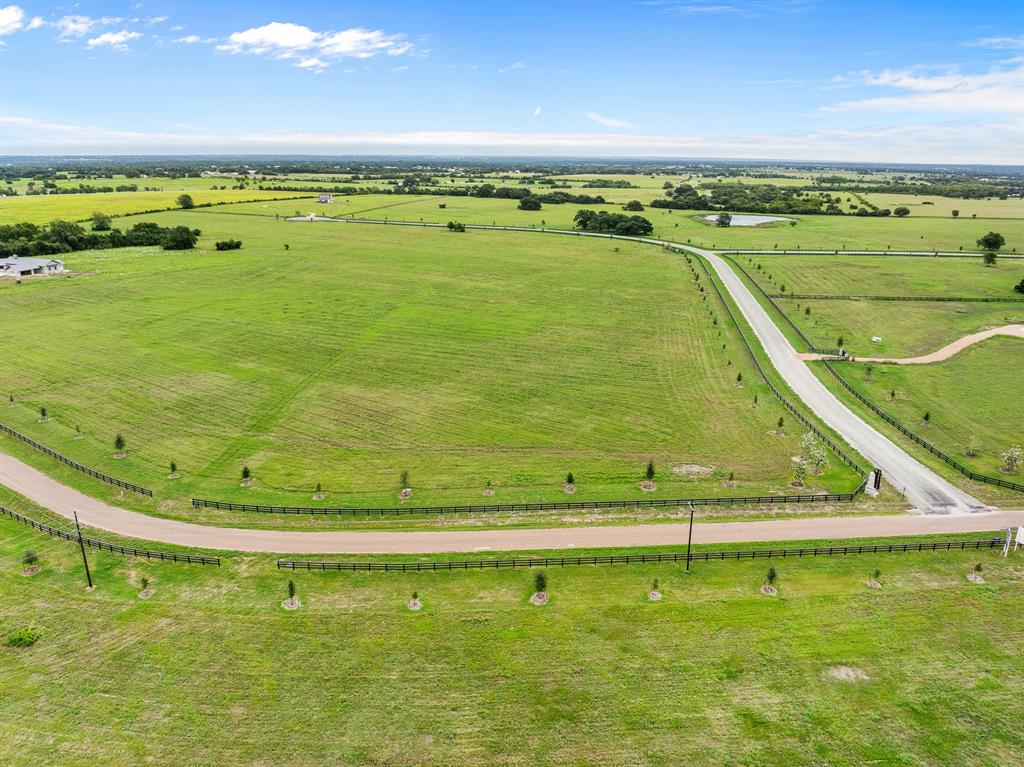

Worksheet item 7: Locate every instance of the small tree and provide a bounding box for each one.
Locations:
[412,591,418,601]
[976,232,1005,250]
[566,471,575,486]
[1001,444,1023,473]
[873,568,881,581]
[793,460,807,486]
[982,251,997,266]
[922,410,930,425]
[534,570,547,594]
[836,336,844,349]
[176,193,195,209]
[114,433,126,453]
[39,406,47,420]
[91,212,112,231]
[287,580,296,600]
[810,445,829,474]
[315,481,322,496]
[242,465,251,481]
[753,394,758,406]
[964,436,979,457]
[974,563,983,573]
[804,306,811,316]
[951,209,959,218]
[169,460,177,474]
[736,372,743,384]
[800,432,817,458]
[645,460,655,481]
[893,206,910,217]
[651,578,659,593]
[400,469,410,488]
[776,416,784,432]
[766,566,777,585]
[22,549,38,566]
[889,389,896,401]
[715,212,732,227]
[865,364,874,381]
[141,577,150,592]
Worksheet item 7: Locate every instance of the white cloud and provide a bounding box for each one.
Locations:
[389,64,408,72]
[7,114,1017,163]
[86,30,142,51]
[0,4,24,35]
[173,34,214,44]
[965,35,1024,50]
[822,64,1024,114]
[55,15,122,38]
[498,61,525,73]
[26,15,42,30]
[532,106,542,116]
[217,21,412,71]
[170,24,184,31]
[294,56,328,73]
[585,111,635,129]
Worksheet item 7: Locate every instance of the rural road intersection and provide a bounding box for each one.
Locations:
[0,224,1013,554]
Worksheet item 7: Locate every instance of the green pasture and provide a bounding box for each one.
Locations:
[0,189,313,226]
[216,194,1024,253]
[826,339,1024,477]
[0,490,1020,767]
[1,211,865,511]
[4,175,241,194]
[858,192,1024,220]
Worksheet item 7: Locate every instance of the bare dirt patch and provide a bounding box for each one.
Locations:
[562,483,576,494]
[648,590,662,601]
[639,480,656,492]
[824,665,870,682]
[113,452,127,460]
[760,584,778,596]
[407,598,422,611]
[399,488,413,500]
[672,464,713,477]
[530,592,549,606]
[20,565,40,577]
[967,572,985,584]
[482,488,494,496]
[281,597,301,611]
[138,588,154,600]
[866,579,882,590]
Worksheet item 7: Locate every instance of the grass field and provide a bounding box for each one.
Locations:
[0,210,864,509]
[732,254,1024,357]
[0,491,1020,767]
[215,194,1024,253]
[825,339,1024,476]
[858,193,1023,219]
[0,189,313,225]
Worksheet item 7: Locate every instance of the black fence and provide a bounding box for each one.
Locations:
[0,422,152,496]
[277,536,1006,572]
[720,256,841,355]
[772,294,1024,303]
[0,505,219,565]
[718,249,1011,259]
[686,252,867,479]
[821,361,1024,493]
[193,489,863,518]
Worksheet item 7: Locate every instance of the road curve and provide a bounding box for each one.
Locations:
[1,451,1019,554]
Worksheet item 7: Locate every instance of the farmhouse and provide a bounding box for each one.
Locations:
[0,257,65,277]
[317,193,333,203]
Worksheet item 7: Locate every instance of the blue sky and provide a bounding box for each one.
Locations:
[1,0,1022,162]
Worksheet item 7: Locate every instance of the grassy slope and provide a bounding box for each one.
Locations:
[0,493,1020,767]
[732,254,1024,357]
[1,211,863,510]
[829,339,1024,476]
[0,189,312,225]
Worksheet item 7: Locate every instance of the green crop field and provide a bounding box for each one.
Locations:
[823,339,1024,476]
[0,189,313,225]
[0,210,864,512]
[212,194,1024,253]
[0,491,1021,767]
[731,254,1024,357]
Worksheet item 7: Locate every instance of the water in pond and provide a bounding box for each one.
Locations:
[700,214,795,226]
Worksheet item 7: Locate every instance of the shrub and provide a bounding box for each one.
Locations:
[242,466,251,481]
[287,580,296,600]
[566,472,574,486]
[114,433,125,452]
[645,460,655,481]
[534,570,547,594]
[170,460,177,474]
[141,577,150,592]
[873,569,881,580]
[974,563,983,572]
[5,627,40,648]
[1002,445,1023,473]
[623,200,644,211]
[39,406,47,419]
[517,197,541,211]
[22,549,38,566]
[766,566,777,585]
[982,251,997,265]
[176,194,195,209]
[400,470,410,488]
[214,239,242,251]
[651,578,659,592]
[777,416,784,431]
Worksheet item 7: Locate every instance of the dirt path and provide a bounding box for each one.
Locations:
[1,450,1020,554]
[798,324,1024,365]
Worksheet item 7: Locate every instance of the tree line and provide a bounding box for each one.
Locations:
[0,220,200,257]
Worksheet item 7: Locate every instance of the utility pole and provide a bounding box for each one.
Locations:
[74,512,93,589]
[686,502,695,572]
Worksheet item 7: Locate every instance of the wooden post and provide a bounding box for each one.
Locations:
[686,502,695,572]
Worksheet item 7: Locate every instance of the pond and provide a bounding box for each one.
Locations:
[699,214,795,226]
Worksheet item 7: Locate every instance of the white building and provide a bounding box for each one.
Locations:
[317,193,333,204]
[0,257,65,277]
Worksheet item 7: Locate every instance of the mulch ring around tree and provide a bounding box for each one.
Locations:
[866,579,882,589]
[966,572,985,584]
[113,453,128,460]
[760,584,778,596]
[399,488,413,500]
[20,566,40,577]
[138,588,155,600]
[648,590,662,601]
[530,592,549,606]
[562,484,576,494]
[639,480,656,492]
[407,598,422,611]
[281,597,301,611]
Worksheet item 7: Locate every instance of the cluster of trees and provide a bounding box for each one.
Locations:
[470,184,606,205]
[578,179,637,188]
[16,182,140,196]
[573,209,654,236]
[446,221,467,232]
[649,183,900,217]
[0,220,200,257]
[214,239,242,250]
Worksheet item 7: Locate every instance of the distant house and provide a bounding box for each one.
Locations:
[317,193,333,204]
[0,257,65,277]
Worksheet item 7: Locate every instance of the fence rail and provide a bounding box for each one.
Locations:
[821,362,1024,493]
[193,489,862,517]
[717,249,1016,259]
[772,294,1024,303]
[277,536,1006,571]
[0,505,219,564]
[0,422,152,496]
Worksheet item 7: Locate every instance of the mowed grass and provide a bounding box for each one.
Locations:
[0,497,1021,767]
[218,194,1024,253]
[732,254,1024,357]
[0,189,313,225]
[0,211,861,509]
[858,192,1024,219]
[824,339,1024,476]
